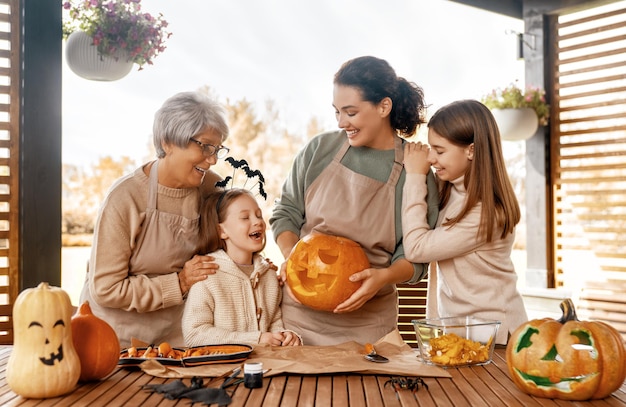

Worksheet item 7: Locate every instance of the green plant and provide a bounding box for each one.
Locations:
[481,83,550,126]
[62,0,171,69]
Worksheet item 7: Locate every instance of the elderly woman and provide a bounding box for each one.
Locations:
[79,91,229,348]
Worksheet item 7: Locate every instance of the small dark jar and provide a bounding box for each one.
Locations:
[244,362,263,389]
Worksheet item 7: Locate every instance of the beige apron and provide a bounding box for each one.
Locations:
[84,160,201,347]
[282,137,403,345]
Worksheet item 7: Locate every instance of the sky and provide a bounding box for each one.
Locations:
[61,0,525,168]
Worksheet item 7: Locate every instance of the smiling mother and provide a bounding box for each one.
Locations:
[79,91,229,348]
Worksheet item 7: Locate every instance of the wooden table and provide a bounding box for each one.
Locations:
[0,346,624,406]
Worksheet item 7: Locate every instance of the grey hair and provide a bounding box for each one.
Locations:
[153,91,229,158]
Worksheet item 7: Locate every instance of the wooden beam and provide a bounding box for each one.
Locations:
[19,1,63,289]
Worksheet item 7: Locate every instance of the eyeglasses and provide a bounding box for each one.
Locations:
[189,138,230,159]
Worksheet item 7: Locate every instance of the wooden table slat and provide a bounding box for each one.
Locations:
[314,376,332,407]
[332,375,350,406]
[374,376,404,406]
[262,376,288,407]
[280,375,302,407]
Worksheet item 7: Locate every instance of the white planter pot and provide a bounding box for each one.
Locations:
[65,31,134,81]
[491,108,539,141]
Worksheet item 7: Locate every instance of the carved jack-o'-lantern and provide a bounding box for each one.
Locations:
[7,282,81,399]
[506,298,626,400]
[285,233,370,311]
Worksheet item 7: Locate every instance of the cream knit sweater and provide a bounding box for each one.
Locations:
[182,250,285,346]
[402,173,528,344]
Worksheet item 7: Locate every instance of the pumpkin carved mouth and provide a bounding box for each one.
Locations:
[513,368,598,390]
[40,344,64,366]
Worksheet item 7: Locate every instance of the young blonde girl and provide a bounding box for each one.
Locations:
[182,188,301,347]
[401,99,528,345]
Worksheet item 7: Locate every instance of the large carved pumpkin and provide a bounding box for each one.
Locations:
[7,282,81,398]
[506,298,626,400]
[285,233,369,311]
[71,301,120,382]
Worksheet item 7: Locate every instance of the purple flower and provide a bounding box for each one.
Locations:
[63,0,170,69]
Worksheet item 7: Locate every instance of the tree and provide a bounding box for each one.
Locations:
[62,156,136,234]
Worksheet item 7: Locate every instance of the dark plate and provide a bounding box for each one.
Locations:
[118,346,185,367]
[181,344,253,367]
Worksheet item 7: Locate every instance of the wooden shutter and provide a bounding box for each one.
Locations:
[0,0,19,344]
[551,2,626,340]
[397,279,428,347]
[551,2,626,287]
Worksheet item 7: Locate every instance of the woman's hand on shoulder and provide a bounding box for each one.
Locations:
[178,254,219,295]
[404,142,431,175]
[333,266,387,313]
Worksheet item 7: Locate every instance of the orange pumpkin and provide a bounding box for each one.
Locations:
[71,301,120,382]
[285,233,369,311]
[506,298,626,400]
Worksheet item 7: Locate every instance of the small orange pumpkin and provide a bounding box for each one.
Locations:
[71,301,120,381]
[285,233,369,311]
[506,298,626,400]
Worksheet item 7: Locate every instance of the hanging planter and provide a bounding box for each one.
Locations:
[481,83,549,141]
[62,0,171,81]
[65,31,133,81]
[491,107,539,141]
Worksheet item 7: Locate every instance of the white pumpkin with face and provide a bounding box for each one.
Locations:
[7,282,81,398]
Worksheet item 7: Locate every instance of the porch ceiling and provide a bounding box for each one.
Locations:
[448,0,523,19]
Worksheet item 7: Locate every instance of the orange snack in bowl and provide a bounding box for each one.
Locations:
[429,333,491,366]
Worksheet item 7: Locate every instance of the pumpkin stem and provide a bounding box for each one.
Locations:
[78,300,92,315]
[557,298,579,323]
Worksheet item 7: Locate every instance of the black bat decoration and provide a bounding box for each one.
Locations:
[214,157,267,201]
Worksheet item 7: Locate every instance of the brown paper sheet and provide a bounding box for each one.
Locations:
[137,330,451,379]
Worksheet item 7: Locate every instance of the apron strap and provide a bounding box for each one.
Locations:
[333,139,351,163]
[388,136,404,186]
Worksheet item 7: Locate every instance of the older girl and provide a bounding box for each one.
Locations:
[402,99,528,345]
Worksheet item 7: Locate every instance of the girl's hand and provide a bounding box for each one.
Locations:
[259,332,284,346]
[280,330,302,346]
[404,142,431,175]
[178,254,218,295]
[333,266,388,313]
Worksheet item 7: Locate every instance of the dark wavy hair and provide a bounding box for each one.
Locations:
[334,56,426,136]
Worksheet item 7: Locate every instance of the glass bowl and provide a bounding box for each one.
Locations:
[412,316,500,368]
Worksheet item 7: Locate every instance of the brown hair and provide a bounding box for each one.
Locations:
[199,188,265,254]
[428,99,520,242]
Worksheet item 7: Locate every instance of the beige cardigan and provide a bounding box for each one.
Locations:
[182,250,285,346]
[402,173,528,344]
